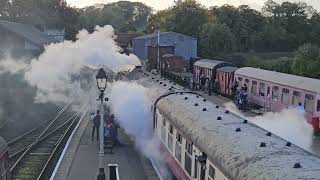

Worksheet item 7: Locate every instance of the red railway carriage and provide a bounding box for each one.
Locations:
[216,67,238,96]
[193,59,235,85]
[0,137,10,180]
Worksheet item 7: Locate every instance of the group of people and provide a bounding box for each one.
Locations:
[91,110,120,146]
[190,76,220,96]
[232,81,248,111]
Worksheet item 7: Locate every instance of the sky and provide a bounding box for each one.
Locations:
[67,0,320,11]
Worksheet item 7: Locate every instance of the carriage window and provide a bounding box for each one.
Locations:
[292,91,301,106]
[169,124,173,134]
[175,132,182,163]
[185,141,192,155]
[238,77,243,81]
[194,157,198,178]
[317,100,320,112]
[259,83,266,97]
[168,124,174,152]
[162,118,166,126]
[161,118,167,143]
[272,86,279,101]
[281,88,290,104]
[184,141,192,176]
[176,132,182,144]
[305,94,314,112]
[251,81,258,95]
[245,79,250,83]
[208,165,215,180]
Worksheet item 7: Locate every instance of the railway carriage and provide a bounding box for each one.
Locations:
[234,67,320,122]
[216,67,238,96]
[135,69,320,180]
[193,59,235,86]
[0,137,10,180]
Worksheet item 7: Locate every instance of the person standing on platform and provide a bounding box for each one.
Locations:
[92,110,101,141]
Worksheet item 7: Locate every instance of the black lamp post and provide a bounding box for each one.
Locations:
[96,68,107,180]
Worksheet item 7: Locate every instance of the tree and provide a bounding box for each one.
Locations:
[199,22,236,57]
[146,0,209,37]
[291,44,320,78]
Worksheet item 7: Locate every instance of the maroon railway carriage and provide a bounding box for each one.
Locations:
[216,67,238,96]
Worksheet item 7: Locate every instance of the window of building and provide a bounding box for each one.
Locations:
[317,100,320,112]
[292,91,301,106]
[238,77,243,81]
[259,83,266,97]
[305,94,314,112]
[272,86,279,101]
[251,81,258,95]
[245,79,250,83]
[281,88,290,104]
[208,165,215,180]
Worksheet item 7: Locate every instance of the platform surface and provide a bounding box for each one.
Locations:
[53,114,159,180]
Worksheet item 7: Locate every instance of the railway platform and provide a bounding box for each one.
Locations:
[52,113,159,180]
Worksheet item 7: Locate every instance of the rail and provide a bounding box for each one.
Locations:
[9,103,87,180]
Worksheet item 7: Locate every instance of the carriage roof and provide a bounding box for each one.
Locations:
[132,69,320,180]
[217,66,238,73]
[235,67,320,94]
[0,137,7,157]
[194,59,234,70]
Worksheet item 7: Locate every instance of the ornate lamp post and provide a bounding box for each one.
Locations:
[96,68,107,180]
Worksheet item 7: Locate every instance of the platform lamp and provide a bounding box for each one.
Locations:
[96,68,107,180]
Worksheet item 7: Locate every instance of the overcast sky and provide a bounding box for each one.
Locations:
[67,0,320,11]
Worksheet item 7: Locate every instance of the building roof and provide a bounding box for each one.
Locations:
[194,59,234,69]
[115,32,140,46]
[235,67,320,94]
[0,20,57,47]
[217,66,238,73]
[133,31,197,40]
[132,70,320,180]
[0,136,7,156]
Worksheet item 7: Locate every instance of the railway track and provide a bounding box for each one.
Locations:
[7,103,72,168]
[8,103,88,180]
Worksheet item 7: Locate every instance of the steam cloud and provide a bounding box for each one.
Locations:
[224,102,314,152]
[108,81,171,179]
[0,25,140,104]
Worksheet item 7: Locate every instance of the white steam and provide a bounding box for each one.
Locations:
[1,25,140,104]
[0,56,28,74]
[108,81,171,179]
[224,102,314,152]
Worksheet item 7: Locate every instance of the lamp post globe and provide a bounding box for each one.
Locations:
[96,68,107,93]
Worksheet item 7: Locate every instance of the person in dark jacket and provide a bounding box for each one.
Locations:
[92,110,101,141]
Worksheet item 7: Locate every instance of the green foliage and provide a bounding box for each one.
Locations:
[199,23,236,57]
[147,0,208,37]
[292,44,320,78]
[79,1,152,33]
